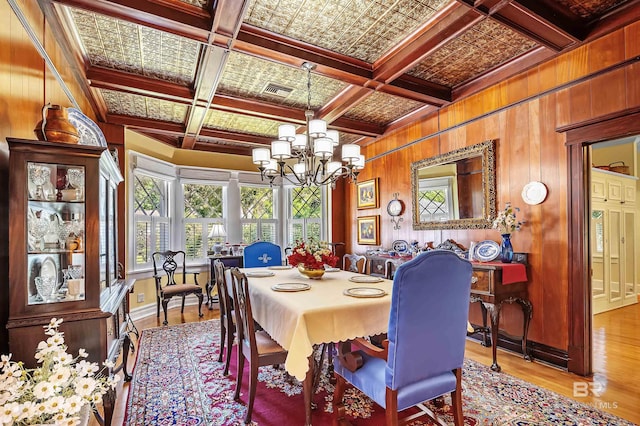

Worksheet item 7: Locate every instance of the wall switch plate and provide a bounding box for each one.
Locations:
[137,293,144,303]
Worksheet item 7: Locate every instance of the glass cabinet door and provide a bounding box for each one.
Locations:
[26,162,85,304]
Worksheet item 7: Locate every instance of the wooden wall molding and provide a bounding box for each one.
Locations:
[561,110,640,375]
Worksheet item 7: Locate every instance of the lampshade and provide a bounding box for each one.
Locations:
[292,134,307,151]
[341,144,360,162]
[325,130,339,146]
[252,147,270,165]
[271,140,291,160]
[278,124,296,142]
[313,137,333,159]
[308,119,326,138]
[208,223,226,239]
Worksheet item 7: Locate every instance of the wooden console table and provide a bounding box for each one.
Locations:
[207,255,243,308]
[469,261,532,372]
[365,253,533,372]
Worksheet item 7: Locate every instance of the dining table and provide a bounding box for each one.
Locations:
[237,266,393,425]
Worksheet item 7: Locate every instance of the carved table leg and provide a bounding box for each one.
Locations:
[303,355,316,426]
[479,301,491,347]
[122,334,133,382]
[484,302,501,372]
[515,297,533,361]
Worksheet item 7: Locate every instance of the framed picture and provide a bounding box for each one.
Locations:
[356,178,379,209]
[357,215,380,245]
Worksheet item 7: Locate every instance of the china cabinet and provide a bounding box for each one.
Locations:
[2,138,134,425]
[591,168,638,314]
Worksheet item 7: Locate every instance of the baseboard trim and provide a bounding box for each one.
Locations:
[467,329,569,370]
[129,295,219,322]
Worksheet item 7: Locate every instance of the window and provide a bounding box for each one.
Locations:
[287,186,322,245]
[240,185,277,244]
[417,177,455,222]
[133,173,170,269]
[183,183,224,260]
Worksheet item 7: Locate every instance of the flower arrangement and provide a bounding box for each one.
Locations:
[492,202,525,235]
[0,318,119,426]
[287,239,339,270]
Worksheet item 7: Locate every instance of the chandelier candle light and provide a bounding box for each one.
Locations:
[252,62,365,187]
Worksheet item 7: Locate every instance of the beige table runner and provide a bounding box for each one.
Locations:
[239,267,392,381]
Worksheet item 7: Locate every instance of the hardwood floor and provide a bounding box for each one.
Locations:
[99,303,640,425]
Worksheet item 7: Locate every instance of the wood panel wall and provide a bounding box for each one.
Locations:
[0,0,98,351]
[343,21,640,354]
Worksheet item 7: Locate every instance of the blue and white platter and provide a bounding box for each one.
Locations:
[474,240,500,262]
[67,108,107,147]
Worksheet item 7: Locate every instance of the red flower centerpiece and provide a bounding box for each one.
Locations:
[287,239,339,279]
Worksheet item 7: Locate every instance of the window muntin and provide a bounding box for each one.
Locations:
[287,186,322,245]
[240,186,277,244]
[133,173,170,269]
[182,183,224,260]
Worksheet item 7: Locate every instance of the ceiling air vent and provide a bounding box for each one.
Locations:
[263,83,293,97]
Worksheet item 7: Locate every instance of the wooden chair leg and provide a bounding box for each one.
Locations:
[218,320,226,363]
[333,374,347,426]
[451,368,464,426]
[234,349,244,402]
[197,293,204,317]
[161,299,169,325]
[156,296,161,317]
[224,323,234,376]
[181,294,186,313]
[384,388,399,426]
[245,361,258,424]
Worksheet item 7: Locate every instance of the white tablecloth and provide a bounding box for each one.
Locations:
[239,267,392,381]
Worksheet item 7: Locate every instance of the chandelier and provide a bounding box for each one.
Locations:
[252,62,365,187]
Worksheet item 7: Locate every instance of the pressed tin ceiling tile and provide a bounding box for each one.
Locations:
[407,19,537,87]
[551,0,629,19]
[100,89,188,123]
[203,110,282,137]
[217,52,348,110]
[342,91,425,126]
[69,7,200,85]
[244,0,450,63]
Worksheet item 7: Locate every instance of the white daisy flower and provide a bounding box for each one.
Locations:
[33,381,56,399]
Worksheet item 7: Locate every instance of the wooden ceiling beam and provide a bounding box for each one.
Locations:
[50,0,212,42]
[373,3,483,83]
[193,141,253,156]
[317,86,374,123]
[106,113,185,134]
[86,66,194,103]
[456,0,583,50]
[234,25,451,105]
[212,94,306,123]
[182,1,248,149]
[329,117,384,137]
[384,75,451,106]
[199,129,272,146]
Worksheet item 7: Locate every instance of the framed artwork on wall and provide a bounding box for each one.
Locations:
[357,215,380,245]
[356,178,379,209]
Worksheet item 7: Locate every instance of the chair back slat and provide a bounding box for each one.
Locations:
[213,260,232,319]
[386,250,472,390]
[343,253,367,274]
[230,268,257,353]
[152,250,187,286]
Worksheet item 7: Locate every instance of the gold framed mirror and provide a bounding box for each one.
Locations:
[411,139,496,230]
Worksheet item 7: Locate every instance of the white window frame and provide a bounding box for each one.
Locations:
[238,183,280,246]
[284,185,328,246]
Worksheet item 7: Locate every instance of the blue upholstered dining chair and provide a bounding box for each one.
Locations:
[333,250,473,426]
[242,241,282,267]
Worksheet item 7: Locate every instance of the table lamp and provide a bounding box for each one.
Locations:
[208,223,227,255]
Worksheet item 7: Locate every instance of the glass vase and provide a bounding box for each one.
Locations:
[500,233,514,263]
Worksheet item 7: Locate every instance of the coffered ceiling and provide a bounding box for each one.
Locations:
[38,0,639,156]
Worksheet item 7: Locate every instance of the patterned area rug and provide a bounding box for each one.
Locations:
[125,320,634,425]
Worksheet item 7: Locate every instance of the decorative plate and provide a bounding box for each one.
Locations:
[268,265,292,270]
[392,240,409,253]
[521,181,547,205]
[67,108,107,147]
[343,287,387,298]
[474,240,500,262]
[271,282,311,292]
[324,267,341,272]
[349,276,384,283]
[246,271,275,278]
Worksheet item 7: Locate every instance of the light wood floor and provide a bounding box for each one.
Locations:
[100,303,640,425]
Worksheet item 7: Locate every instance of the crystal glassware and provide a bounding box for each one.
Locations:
[57,221,71,249]
[35,276,58,302]
[67,168,84,200]
[29,210,50,251]
[28,164,51,200]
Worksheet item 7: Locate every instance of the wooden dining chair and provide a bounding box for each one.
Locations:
[152,250,204,325]
[333,250,473,426]
[213,259,235,376]
[343,253,367,273]
[229,267,288,424]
